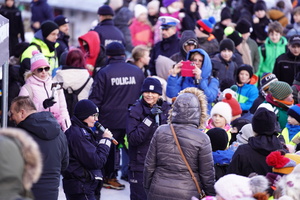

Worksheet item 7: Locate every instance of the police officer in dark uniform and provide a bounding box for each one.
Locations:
[92,5,125,47]
[62,99,113,200]
[89,42,144,190]
[149,16,180,75]
[126,77,171,200]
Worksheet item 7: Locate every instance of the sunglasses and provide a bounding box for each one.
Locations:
[37,67,50,73]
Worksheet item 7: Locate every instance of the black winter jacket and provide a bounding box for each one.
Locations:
[17,111,69,200]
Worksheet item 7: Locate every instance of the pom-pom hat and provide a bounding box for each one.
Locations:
[196,17,216,33]
[266,151,300,174]
[30,50,50,72]
[222,93,242,117]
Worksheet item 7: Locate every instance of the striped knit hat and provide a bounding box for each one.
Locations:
[196,17,216,34]
[269,81,292,100]
[288,104,300,123]
[260,73,278,92]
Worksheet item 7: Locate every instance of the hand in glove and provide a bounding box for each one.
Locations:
[43,97,56,109]
[149,104,162,118]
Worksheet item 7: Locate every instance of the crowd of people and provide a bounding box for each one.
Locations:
[2,0,300,199]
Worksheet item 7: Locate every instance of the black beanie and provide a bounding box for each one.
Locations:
[219,38,235,52]
[236,64,254,83]
[221,7,231,22]
[74,99,99,120]
[225,27,243,47]
[236,19,252,34]
[97,5,114,16]
[141,77,162,95]
[252,108,276,136]
[207,128,228,151]
[254,0,267,12]
[41,20,59,39]
[231,118,251,133]
[106,42,125,56]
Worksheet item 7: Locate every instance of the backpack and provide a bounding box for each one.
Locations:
[64,77,91,117]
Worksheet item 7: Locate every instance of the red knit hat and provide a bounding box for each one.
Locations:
[222,93,242,117]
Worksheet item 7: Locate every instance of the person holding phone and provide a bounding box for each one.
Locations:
[19,50,70,131]
[166,48,219,112]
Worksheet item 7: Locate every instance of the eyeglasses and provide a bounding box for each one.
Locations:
[92,113,99,120]
[37,67,50,73]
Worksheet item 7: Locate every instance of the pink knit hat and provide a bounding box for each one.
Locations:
[30,50,50,72]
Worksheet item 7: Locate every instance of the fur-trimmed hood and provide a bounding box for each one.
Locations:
[168,87,207,129]
[0,128,42,199]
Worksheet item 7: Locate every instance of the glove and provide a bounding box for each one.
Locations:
[149,104,162,118]
[43,97,56,109]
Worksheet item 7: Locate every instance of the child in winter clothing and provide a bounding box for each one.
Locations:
[286,6,300,38]
[281,104,300,147]
[229,123,254,152]
[211,38,239,84]
[236,65,259,112]
[265,81,294,130]
[180,0,200,33]
[207,128,234,180]
[251,0,271,46]
[130,4,153,47]
[147,0,160,27]
[256,21,288,80]
[206,102,232,142]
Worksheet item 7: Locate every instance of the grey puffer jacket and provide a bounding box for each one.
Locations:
[144,92,215,200]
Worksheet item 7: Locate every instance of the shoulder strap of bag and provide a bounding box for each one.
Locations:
[24,84,33,99]
[170,124,205,198]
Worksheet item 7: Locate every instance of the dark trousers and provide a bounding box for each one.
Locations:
[104,129,126,179]
[65,193,100,200]
[129,171,147,200]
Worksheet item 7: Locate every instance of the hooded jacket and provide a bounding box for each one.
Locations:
[19,74,70,131]
[170,30,198,63]
[167,48,219,110]
[78,31,101,76]
[0,128,42,200]
[227,134,284,176]
[181,0,200,32]
[144,91,215,199]
[17,111,69,200]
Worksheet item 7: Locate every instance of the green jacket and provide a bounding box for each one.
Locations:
[256,36,287,79]
[21,30,59,75]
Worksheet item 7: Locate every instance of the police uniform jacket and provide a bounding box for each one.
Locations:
[89,56,144,130]
[62,116,111,194]
[126,98,171,172]
[93,19,125,47]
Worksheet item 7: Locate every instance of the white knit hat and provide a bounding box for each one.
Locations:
[210,102,232,124]
[134,4,148,18]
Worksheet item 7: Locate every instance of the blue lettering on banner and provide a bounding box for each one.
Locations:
[111,77,136,86]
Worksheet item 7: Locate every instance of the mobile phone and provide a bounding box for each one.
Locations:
[181,61,195,77]
[51,82,63,90]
